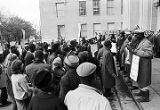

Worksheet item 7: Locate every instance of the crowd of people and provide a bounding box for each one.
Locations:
[0,28,156,110]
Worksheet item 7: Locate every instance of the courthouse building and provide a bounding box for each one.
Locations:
[123,0,160,31]
[39,0,160,42]
[39,0,123,42]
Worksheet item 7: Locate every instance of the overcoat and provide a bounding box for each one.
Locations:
[134,38,153,88]
[99,47,116,88]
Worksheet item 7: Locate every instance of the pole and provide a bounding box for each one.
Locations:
[0,31,4,50]
[21,29,25,49]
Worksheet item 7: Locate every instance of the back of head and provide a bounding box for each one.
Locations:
[34,70,52,92]
[35,50,44,61]
[29,44,35,53]
[104,39,112,47]
[51,42,60,53]
[78,51,89,64]
[52,57,62,69]
[76,62,96,78]
[11,59,22,74]
[64,54,79,68]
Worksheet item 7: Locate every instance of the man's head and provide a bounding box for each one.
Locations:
[35,50,44,62]
[34,69,53,92]
[64,54,79,70]
[104,39,112,49]
[29,44,36,53]
[76,62,97,84]
[134,30,145,40]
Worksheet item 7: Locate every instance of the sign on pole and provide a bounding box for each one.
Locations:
[21,29,25,49]
[130,54,140,81]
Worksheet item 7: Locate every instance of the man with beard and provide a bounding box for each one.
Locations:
[127,30,153,102]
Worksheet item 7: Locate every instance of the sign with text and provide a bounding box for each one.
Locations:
[130,54,140,81]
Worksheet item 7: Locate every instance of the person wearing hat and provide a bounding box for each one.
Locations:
[127,30,153,102]
[97,39,116,97]
[64,62,112,110]
[59,54,80,101]
[117,31,126,70]
[25,50,51,84]
[27,70,67,110]
[11,59,33,110]
[52,57,65,94]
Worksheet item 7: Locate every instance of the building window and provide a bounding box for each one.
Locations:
[107,0,114,15]
[81,24,87,38]
[93,0,100,15]
[79,1,86,16]
[57,25,65,41]
[56,3,64,17]
[93,23,101,35]
[107,22,115,30]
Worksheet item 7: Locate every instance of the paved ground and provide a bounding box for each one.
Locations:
[140,58,160,110]
[0,58,160,110]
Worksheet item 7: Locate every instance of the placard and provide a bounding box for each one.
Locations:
[130,54,140,81]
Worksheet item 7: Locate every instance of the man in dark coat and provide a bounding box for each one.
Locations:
[97,39,116,97]
[25,50,51,84]
[127,30,153,102]
[59,54,80,101]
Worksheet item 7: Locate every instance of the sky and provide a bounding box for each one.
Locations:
[0,0,40,30]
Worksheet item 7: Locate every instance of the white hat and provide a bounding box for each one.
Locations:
[76,62,96,77]
[134,29,144,34]
[64,55,79,68]
[52,57,62,67]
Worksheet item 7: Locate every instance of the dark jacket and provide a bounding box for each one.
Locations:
[59,69,80,101]
[100,47,116,88]
[27,92,67,110]
[25,61,51,83]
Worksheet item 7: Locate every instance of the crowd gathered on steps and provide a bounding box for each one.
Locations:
[0,29,155,110]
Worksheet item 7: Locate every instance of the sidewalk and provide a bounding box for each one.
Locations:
[140,58,160,110]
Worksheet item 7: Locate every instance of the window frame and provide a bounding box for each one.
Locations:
[56,2,65,17]
[81,23,87,38]
[107,0,114,16]
[93,0,100,15]
[57,25,65,41]
[79,1,87,16]
[107,22,115,30]
[93,23,101,36]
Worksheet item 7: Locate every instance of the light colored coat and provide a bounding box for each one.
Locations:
[134,38,153,88]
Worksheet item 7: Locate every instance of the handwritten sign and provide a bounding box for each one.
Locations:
[130,54,140,81]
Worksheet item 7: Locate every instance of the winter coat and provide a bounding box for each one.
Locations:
[59,69,80,101]
[134,38,153,88]
[99,47,116,88]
